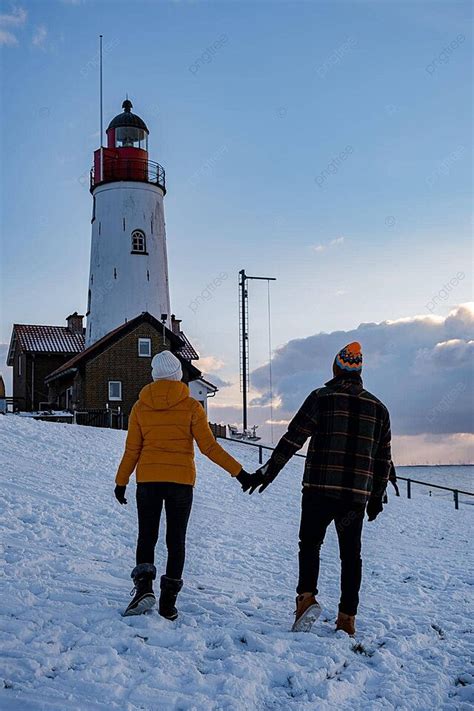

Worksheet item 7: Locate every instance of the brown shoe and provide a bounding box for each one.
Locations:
[291,593,322,632]
[336,611,356,636]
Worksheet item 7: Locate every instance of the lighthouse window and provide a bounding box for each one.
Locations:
[131,229,147,254]
[108,381,122,401]
[138,338,152,357]
[115,126,148,150]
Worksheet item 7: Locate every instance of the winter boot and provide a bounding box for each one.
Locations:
[291,593,322,632]
[122,563,156,617]
[159,575,183,621]
[336,611,356,636]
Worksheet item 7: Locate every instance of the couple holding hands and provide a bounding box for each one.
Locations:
[115,342,391,636]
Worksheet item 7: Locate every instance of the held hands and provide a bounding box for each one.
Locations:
[236,462,276,495]
[114,485,128,505]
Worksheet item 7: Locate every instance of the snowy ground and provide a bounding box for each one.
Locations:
[1,416,473,711]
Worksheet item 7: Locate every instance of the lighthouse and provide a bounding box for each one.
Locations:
[86,99,171,346]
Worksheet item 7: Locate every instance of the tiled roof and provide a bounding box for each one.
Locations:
[13,324,85,355]
[45,312,201,383]
[176,331,199,361]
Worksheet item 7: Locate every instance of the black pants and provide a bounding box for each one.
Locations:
[297,489,366,616]
[136,482,193,580]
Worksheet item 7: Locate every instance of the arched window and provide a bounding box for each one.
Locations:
[131,229,146,254]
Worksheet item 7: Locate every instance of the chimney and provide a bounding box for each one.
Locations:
[66,312,84,335]
[171,314,182,335]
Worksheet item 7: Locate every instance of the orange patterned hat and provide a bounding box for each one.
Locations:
[335,342,363,372]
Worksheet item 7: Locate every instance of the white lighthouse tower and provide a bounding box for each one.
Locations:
[86,99,171,346]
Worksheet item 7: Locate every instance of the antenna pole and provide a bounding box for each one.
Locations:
[99,34,104,180]
[239,270,248,431]
[239,270,276,435]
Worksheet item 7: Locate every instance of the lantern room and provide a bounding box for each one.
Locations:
[90,99,165,193]
[106,99,149,150]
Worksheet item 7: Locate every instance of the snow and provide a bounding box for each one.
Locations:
[0,415,473,711]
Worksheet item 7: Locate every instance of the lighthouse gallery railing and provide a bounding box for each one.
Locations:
[90,158,166,193]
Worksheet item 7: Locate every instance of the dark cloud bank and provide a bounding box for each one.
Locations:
[251,304,473,437]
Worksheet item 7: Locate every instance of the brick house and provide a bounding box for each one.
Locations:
[44,311,206,416]
[7,313,85,411]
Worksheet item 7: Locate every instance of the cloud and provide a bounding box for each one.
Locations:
[251,303,474,440]
[310,236,345,253]
[198,355,232,387]
[392,433,474,466]
[199,355,225,372]
[0,29,17,45]
[32,24,47,49]
[0,6,27,45]
[204,373,232,389]
[0,6,27,26]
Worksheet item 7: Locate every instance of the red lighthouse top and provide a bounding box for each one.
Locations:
[91,99,165,193]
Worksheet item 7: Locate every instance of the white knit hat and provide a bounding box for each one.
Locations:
[151,351,183,382]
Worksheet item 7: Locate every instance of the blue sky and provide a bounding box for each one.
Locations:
[0,0,472,460]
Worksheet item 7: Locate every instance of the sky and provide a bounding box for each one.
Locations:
[0,0,472,463]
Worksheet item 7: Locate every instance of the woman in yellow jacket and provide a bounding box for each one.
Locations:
[114,350,254,618]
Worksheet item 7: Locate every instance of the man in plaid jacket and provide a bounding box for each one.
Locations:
[239,342,391,636]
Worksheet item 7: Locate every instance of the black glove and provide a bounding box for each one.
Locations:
[366,497,383,521]
[249,461,279,495]
[114,485,127,505]
[237,469,264,493]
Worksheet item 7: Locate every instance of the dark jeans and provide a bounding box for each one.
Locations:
[136,482,193,580]
[297,489,366,616]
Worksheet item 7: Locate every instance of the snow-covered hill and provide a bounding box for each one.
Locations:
[0,416,473,711]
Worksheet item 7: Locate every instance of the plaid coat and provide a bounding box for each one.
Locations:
[268,374,391,503]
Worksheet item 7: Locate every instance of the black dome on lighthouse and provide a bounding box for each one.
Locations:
[107,99,149,133]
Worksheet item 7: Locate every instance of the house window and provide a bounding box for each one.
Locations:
[131,229,146,254]
[108,381,122,401]
[138,338,152,357]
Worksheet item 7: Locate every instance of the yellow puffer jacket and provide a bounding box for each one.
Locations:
[115,380,242,486]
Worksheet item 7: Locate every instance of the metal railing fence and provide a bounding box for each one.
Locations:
[219,437,473,510]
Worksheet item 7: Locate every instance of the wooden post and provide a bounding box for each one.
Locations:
[259,445,263,464]
[407,479,411,499]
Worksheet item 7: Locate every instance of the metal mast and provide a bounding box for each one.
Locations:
[99,34,104,180]
[239,269,276,432]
